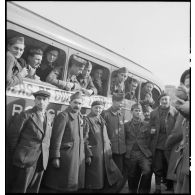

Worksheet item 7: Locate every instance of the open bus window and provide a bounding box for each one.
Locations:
[140,81,161,109]
[110,69,139,102]
[7,29,66,87]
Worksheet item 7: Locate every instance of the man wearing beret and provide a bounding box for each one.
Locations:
[77,61,97,96]
[149,93,179,193]
[84,100,123,192]
[43,91,85,192]
[110,67,128,94]
[6,90,52,193]
[124,103,152,193]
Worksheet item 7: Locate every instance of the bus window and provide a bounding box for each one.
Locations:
[140,81,161,109]
[91,62,109,97]
[7,29,67,88]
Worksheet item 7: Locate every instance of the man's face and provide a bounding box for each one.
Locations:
[130,82,138,92]
[70,98,82,113]
[91,105,104,116]
[118,72,128,83]
[145,83,154,93]
[34,96,49,111]
[184,78,190,89]
[112,100,124,110]
[47,50,59,63]
[94,69,103,80]
[160,96,170,108]
[72,64,85,76]
[8,43,25,59]
[82,66,92,78]
[132,108,142,119]
[28,54,42,69]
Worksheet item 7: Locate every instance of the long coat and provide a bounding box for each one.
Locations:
[44,106,85,192]
[84,113,123,189]
[6,51,23,88]
[149,106,179,159]
[165,113,184,181]
[101,107,126,155]
[7,106,53,169]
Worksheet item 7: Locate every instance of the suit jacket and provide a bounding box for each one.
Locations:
[124,120,152,158]
[149,105,179,158]
[6,51,23,88]
[7,106,53,169]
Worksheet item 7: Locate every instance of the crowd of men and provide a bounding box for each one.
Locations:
[6,36,190,194]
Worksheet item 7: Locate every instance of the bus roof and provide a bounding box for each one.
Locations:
[7,2,164,90]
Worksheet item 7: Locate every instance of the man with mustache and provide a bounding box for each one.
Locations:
[43,91,85,193]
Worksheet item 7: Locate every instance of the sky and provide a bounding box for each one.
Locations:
[13,1,190,87]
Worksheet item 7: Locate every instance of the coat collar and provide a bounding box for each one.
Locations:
[66,106,81,120]
[108,106,121,116]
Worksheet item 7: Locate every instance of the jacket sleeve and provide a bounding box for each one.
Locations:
[6,52,23,88]
[49,112,67,159]
[87,76,97,95]
[165,113,183,149]
[46,66,67,89]
[7,111,29,153]
[83,117,93,158]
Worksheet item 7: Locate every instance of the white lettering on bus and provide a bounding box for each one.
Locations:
[12,104,23,116]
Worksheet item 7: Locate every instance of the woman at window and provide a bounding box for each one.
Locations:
[7,36,28,88]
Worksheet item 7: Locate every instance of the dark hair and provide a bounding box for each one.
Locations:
[28,47,43,57]
[145,81,154,86]
[180,68,190,84]
[44,45,60,55]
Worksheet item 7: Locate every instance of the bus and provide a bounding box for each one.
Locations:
[6,2,165,192]
[7,2,164,127]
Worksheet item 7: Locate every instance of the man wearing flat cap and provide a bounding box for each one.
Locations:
[110,67,128,94]
[44,91,85,192]
[6,90,52,193]
[84,100,123,192]
[149,93,179,193]
[101,93,126,173]
[124,103,152,193]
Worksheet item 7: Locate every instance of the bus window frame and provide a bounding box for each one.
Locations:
[7,22,69,86]
[67,48,112,97]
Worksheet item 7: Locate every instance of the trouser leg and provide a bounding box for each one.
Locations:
[112,153,124,174]
[138,154,152,193]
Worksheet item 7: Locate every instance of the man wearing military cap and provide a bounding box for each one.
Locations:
[110,67,128,94]
[102,93,125,172]
[124,103,152,193]
[149,93,178,193]
[66,55,87,91]
[84,100,123,192]
[6,90,52,193]
[43,91,85,192]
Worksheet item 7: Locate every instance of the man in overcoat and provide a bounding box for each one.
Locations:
[43,91,85,192]
[84,101,123,192]
[149,93,178,193]
[6,90,52,193]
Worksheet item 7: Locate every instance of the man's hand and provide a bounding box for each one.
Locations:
[20,67,28,78]
[52,158,60,168]
[81,88,92,96]
[86,157,92,166]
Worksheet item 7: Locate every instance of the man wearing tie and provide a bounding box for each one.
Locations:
[7,90,52,193]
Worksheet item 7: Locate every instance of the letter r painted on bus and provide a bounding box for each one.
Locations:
[12,104,23,116]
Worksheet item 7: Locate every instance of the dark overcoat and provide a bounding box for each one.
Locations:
[84,113,123,189]
[165,113,183,181]
[7,106,53,169]
[149,106,179,160]
[44,106,85,192]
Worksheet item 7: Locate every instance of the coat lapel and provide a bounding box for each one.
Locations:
[30,107,44,134]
